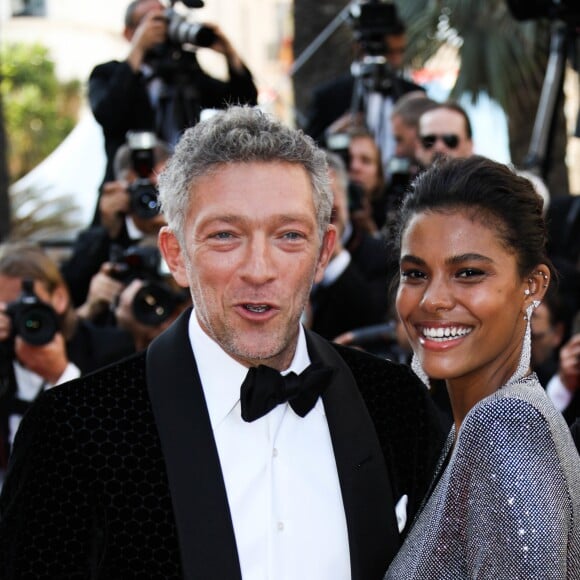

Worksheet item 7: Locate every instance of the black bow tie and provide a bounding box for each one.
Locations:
[240,362,335,422]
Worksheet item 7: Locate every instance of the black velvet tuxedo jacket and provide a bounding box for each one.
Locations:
[0,309,444,579]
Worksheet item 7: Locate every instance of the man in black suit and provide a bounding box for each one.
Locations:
[0,242,135,476]
[307,151,390,342]
[304,4,423,173]
[89,0,258,185]
[0,106,444,579]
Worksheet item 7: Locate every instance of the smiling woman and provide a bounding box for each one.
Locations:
[384,156,580,580]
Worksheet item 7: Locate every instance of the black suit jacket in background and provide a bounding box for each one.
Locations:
[310,261,385,340]
[89,55,258,189]
[304,72,424,144]
[0,309,444,579]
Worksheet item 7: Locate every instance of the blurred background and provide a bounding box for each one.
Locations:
[0,0,578,242]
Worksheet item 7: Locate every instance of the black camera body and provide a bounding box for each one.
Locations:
[109,245,187,327]
[126,131,161,220]
[507,0,580,26]
[348,1,404,96]
[132,281,188,326]
[165,7,216,48]
[5,280,59,346]
[109,245,162,285]
[349,1,400,57]
[129,178,160,220]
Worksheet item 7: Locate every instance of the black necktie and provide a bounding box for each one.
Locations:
[240,362,335,422]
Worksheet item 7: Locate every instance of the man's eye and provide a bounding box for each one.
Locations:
[211,232,234,240]
[282,232,304,240]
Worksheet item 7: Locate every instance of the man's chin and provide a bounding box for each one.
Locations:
[227,339,291,369]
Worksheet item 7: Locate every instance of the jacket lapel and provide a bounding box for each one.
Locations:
[306,330,400,580]
[146,309,242,580]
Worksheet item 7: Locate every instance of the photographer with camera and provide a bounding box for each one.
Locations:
[114,274,191,352]
[0,243,135,476]
[304,1,423,174]
[89,0,258,187]
[61,133,171,319]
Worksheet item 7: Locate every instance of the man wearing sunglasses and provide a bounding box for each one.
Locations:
[415,102,474,168]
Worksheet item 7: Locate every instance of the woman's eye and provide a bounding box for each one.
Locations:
[457,268,485,278]
[401,269,426,280]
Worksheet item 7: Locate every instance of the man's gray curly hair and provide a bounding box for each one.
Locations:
[157,106,333,245]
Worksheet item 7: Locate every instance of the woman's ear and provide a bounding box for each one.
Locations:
[523,265,551,312]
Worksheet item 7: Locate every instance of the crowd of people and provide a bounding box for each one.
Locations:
[0,0,579,578]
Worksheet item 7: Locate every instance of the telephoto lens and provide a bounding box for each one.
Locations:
[6,280,59,346]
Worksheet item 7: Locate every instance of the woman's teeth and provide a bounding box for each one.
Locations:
[421,326,472,341]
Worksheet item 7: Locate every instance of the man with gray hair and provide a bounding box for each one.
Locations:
[0,106,443,579]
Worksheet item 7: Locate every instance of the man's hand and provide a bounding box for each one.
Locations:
[14,333,69,386]
[99,180,131,239]
[205,24,245,73]
[0,305,12,343]
[76,263,125,321]
[558,334,580,394]
[127,8,167,71]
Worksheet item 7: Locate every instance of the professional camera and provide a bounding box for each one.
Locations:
[109,245,162,284]
[347,1,405,97]
[132,281,188,326]
[507,0,580,26]
[386,156,412,201]
[109,245,187,326]
[164,0,217,48]
[4,280,59,346]
[126,131,161,220]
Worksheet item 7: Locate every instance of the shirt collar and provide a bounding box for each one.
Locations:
[188,310,312,430]
[321,248,351,286]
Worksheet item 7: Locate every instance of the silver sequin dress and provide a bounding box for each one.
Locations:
[385,374,580,579]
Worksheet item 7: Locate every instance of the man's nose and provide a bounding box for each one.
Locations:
[239,236,276,284]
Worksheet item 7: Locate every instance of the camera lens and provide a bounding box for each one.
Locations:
[132,282,177,326]
[166,10,216,47]
[129,179,161,219]
[13,303,59,346]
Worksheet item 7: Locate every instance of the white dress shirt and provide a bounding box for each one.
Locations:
[365,91,396,173]
[189,311,351,580]
[546,373,574,412]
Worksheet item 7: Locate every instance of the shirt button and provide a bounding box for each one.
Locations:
[272,448,278,457]
[277,521,284,531]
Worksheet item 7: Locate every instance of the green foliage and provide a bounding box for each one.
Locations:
[0,43,81,182]
[395,0,547,111]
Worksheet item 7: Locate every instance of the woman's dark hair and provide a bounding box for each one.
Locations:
[392,155,554,280]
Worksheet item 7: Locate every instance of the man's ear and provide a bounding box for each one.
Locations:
[313,225,337,284]
[158,227,189,288]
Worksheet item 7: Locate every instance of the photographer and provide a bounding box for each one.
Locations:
[114,275,191,352]
[61,135,171,316]
[304,1,423,172]
[0,243,135,470]
[89,0,258,186]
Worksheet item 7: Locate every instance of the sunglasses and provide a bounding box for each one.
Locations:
[420,134,460,150]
